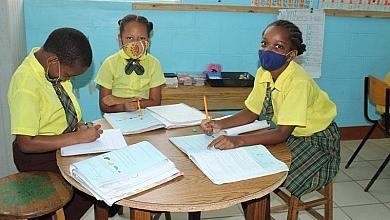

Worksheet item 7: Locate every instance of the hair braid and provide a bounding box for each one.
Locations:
[266,20,306,56]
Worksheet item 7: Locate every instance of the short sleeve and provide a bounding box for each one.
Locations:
[149,59,166,88]
[95,59,114,89]
[9,89,40,135]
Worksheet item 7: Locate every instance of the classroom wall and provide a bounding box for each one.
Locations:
[23,0,390,127]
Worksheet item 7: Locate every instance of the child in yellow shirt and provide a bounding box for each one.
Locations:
[95,14,166,113]
[201,20,340,197]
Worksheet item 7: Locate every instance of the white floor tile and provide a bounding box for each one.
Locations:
[341,204,390,220]
[368,160,390,177]
[201,216,245,220]
[334,169,353,182]
[297,208,351,220]
[341,161,389,181]
[333,181,380,206]
[201,205,242,218]
[357,179,390,203]
[340,145,363,163]
[344,139,389,160]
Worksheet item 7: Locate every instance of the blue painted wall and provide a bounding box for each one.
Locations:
[23,0,390,126]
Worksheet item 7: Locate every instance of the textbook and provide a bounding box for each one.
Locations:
[61,129,127,156]
[69,141,182,206]
[104,103,205,135]
[169,134,288,185]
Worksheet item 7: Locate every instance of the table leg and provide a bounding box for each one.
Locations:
[245,194,270,220]
[130,208,152,220]
[94,201,109,220]
[188,211,201,220]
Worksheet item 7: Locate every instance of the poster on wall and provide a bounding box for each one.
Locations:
[278,9,325,78]
[319,0,390,12]
[251,0,314,9]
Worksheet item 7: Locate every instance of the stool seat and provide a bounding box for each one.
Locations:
[0,171,73,219]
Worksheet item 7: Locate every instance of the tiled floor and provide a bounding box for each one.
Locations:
[82,139,390,220]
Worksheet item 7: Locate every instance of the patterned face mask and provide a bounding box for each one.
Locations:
[122,40,149,60]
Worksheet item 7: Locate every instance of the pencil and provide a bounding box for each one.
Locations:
[203,95,209,120]
[137,98,143,117]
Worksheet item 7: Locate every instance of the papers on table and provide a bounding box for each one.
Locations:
[169,134,288,185]
[70,141,182,206]
[61,129,127,156]
[104,103,205,134]
[221,120,269,135]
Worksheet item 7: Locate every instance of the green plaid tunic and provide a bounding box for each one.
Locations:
[283,121,340,197]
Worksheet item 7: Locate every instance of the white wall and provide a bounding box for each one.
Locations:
[0,0,26,177]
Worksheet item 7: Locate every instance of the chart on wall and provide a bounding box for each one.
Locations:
[251,0,314,8]
[319,0,390,12]
[278,9,325,78]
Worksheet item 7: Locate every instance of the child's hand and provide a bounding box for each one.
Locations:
[123,101,138,112]
[76,124,103,143]
[102,95,124,106]
[201,119,221,136]
[76,121,93,130]
[208,135,244,150]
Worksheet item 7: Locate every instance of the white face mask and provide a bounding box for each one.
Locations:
[45,60,62,84]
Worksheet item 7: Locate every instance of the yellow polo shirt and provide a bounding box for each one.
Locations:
[8,47,82,136]
[95,50,165,99]
[245,61,337,136]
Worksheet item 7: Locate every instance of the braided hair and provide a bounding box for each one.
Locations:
[118,14,153,37]
[264,20,306,56]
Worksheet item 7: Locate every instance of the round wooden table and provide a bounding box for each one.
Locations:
[57,120,291,220]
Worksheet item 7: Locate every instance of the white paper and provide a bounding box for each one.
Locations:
[61,129,127,156]
[147,103,205,124]
[222,120,269,135]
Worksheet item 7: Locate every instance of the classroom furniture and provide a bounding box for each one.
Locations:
[56,119,291,220]
[272,181,333,220]
[161,84,252,110]
[0,171,73,220]
[345,76,390,191]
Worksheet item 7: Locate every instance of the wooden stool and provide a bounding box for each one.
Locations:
[272,181,333,220]
[0,171,73,220]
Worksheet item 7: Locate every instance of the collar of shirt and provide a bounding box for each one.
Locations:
[257,61,298,92]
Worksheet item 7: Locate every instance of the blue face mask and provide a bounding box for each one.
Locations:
[258,50,289,71]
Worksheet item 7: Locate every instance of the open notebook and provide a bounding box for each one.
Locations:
[61,129,127,156]
[70,141,182,206]
[169,134,288,185]
[104,103,205,135]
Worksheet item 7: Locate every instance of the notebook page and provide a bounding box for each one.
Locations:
[61,129,127,156]
[104,110,164,134]
[147,103,205,124]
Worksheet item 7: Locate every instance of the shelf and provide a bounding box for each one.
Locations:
[132,3,390,18]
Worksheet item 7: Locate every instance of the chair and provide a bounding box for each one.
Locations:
[0,171,73,220]
[271,181,333,220]
[345,75,390,191]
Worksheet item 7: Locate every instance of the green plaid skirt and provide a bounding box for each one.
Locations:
[283,121,340,197]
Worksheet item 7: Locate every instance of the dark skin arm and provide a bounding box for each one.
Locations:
[15,123,103,153]
[99,86,162,113]
[200,108,295,149]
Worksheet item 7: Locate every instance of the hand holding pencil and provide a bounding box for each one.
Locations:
[200,96,221,136]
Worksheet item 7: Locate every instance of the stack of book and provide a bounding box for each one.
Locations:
[69,141,182,205]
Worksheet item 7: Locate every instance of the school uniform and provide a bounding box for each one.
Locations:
[8,47,93,219]
[95,50,166,98]
[245,61,340,197]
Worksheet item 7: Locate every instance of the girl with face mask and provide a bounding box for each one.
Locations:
[95,14,166,113]
[201,20,340,198]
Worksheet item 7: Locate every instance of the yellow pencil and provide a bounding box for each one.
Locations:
[137,98,143,117]
[203,95,209,120]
